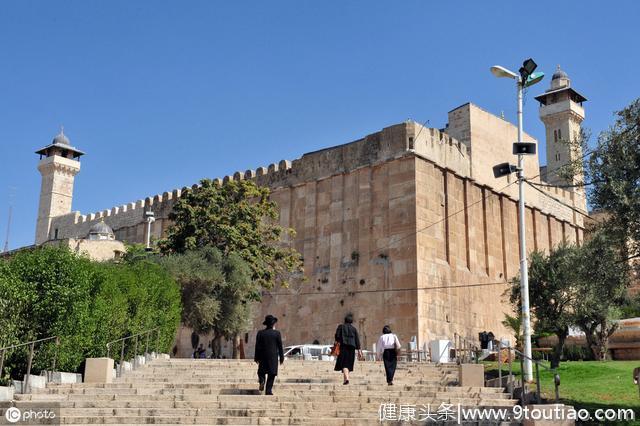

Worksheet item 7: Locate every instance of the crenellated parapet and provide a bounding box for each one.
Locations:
[46,119,583,244]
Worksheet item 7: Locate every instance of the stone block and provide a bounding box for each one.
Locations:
[458,363,484,387]
[10,375,45,393]
[430,340,451,363]
[134,355,146,367]
[120,360,133,373]
[84,357,114,384]
[41,371,82,384]
[522,404,575,426]
[0,386,14,401]
[24,375,47,390]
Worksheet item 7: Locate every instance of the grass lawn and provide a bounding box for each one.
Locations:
[484,360,639,417]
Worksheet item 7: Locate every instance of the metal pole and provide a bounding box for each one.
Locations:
[508,345,513,399]
[52,337,60,372]
[119,340,125,377]
[24,342,35,394]
[498,341,503,388]
[0,349,5,385]
[519,356,526,405]
[516,76,533,382]
[535,362,541,404]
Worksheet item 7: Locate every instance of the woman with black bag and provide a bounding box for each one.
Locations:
[333,314,362,385]
[376,325,401,385]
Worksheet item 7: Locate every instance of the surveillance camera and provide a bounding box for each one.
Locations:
[145,211,155,218]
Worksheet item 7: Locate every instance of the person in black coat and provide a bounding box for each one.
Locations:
[334,313,362,385]
[254,314,284,395]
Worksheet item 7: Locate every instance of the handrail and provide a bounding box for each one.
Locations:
[0,336,60,393]
[497,342,560,405]
[0,336,59,352]
[106,327,161,377]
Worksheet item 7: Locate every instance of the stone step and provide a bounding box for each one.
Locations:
[30,384,506,395]
[44,382,501,392]
[137,365,460,372]
[57,415,374,425]
[126,370,457,377]
[144,363,460,371]
[14,357,514,424]
[28,399,519,410]
[15,393,515,405]
[54,404,514,417]
[16,394,514,409]
[115,374,458,384]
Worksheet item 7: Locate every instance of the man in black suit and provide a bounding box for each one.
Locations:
[254,314,284,395]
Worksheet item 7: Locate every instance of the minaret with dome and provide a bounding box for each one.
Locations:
[535,65,588,188]
[34,128,84,244]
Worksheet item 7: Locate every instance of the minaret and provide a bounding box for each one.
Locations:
[535,66,587,188]
[35,128,85,244]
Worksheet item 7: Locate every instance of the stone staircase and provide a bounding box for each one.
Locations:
[6,358,517,424]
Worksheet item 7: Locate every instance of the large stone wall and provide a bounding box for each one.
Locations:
[46,116,586,356]
[414,156,583,349]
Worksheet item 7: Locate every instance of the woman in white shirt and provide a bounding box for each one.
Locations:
[376,325,401,385]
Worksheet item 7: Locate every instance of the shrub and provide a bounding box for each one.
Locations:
[561,344,593,362]
[0,246,181,383]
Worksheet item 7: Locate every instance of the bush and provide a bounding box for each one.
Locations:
[0,246,181,383]
[562,344,593,361]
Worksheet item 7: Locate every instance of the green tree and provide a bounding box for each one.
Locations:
[157,247,254,358]
[563,99,640,260]
[159,179,303,289]
[588,100,640,258]
[510,245,581,368]
[501,312,523,350]
[574,229,630,360]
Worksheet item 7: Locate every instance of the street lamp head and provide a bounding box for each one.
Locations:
[524,71,545,88]
[490,65,518,79]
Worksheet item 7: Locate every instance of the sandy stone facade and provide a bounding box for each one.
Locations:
[33,70,592,356]
[43,238,125,262]
[35,102,588,357]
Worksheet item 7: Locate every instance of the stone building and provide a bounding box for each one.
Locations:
[41,220,126,262]
[34,70,588,355]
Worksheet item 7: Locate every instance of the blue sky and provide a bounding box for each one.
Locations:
[1,1,638,250]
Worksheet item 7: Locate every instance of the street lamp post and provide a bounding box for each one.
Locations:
[145,211,155,251]
[490,59,544,382]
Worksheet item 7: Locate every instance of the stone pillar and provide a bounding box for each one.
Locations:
[458,363,484,387]
[84,358,114,384]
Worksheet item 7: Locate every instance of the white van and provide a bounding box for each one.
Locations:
[283,345,335,361]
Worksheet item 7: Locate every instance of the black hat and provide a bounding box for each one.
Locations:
[263,315,278,326]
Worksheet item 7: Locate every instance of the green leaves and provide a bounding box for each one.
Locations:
[509,229,631,366]
[157,248,253,340]
[587,99,640,257]
[0,246,181,382]
[158,179,303,289]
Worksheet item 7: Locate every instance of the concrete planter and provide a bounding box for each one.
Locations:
[0,386,14,401]
[41,371,82,384]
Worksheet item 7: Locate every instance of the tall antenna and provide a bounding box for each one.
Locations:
[3,205,12,253]
[3,187,15,253]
